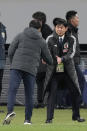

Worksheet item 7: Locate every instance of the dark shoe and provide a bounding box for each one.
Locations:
[3,112,16,125]
[45,119,52,123]
[72,117,85,122]
[24,120,32,125]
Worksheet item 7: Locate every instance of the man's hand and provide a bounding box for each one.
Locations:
[42,59,46,64]
[56,56,62,64]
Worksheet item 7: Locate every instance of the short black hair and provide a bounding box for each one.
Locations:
[32,11,46,24]
[66,10,77,21]
[29,20,42,29]
[53,18,68,27]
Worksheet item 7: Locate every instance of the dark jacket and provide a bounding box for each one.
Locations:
[0,22,7,69]
[67,24,80,65]
[8,27,53,76]
[43,31,81,97]
[37,24,53,73]
[41,24,53,40]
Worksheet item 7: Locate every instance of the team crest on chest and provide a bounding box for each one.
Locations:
[64,42,69,49]
[63,42,69,53]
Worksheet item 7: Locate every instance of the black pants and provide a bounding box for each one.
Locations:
[36,72,46,103]
[47,73,80,120]
[0,69,4,97]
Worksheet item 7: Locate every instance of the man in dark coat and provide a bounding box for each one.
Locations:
[3,20,53,125]
[32,11,53,108]
[66,10,86,104]
[44,18,85,123]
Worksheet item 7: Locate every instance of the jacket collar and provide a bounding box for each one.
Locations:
[53,30,59,40]
[68,23,78,34]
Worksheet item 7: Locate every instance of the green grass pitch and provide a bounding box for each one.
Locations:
[0,106,87,131]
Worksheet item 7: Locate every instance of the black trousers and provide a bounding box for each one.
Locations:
[47,73,80,120]
[0,69,4,97]
[36,72,46,103]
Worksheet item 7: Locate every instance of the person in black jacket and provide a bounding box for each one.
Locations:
[32,11,53,108]
[66,10,86,104]
[32,11,53,39]
[3,20,53,125]
[0,22,7,112]
[44,18,85,123]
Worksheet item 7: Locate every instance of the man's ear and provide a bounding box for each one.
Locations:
[70,19,73,25]
[66,27,68,32]
[38,28,41,32]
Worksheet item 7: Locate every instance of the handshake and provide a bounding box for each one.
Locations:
[56,56,62,64]
[42,56,62,65]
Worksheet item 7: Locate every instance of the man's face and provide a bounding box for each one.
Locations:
[70,14,79,27]
[55,24,68,36]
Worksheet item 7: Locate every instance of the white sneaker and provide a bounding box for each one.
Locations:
[24,120,32,125]
[3,112,16,125]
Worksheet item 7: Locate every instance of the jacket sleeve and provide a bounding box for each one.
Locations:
[8,34,20,63]
[62,36,76,62]
[41,39,53,65]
